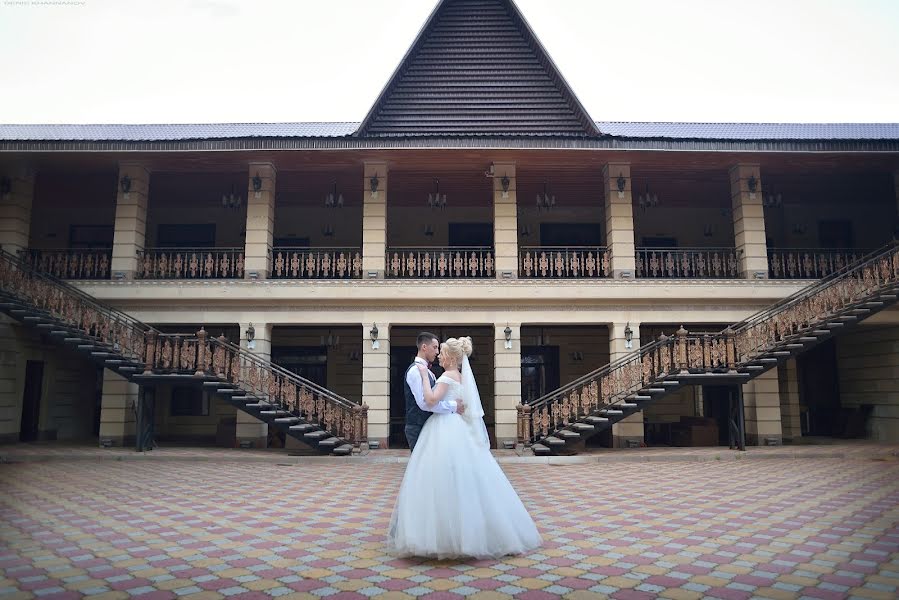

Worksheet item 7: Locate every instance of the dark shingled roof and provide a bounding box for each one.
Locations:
[597,122,899,141]
[0,122,358,141]
[355,0,600,138]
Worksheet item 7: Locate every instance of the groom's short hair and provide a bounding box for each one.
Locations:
[417,331,439,348]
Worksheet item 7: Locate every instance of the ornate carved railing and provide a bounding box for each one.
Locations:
[149,330,367,445]
[519,246,611,278]
[767,248,871,280]
[518,241,899,446]
[0,249,368,447]
[386,246,495,279]
[136,247,244,280]
[270,247,362,279]
[19,248,112,280]
[636,247,739,279]
[0,250,151,364]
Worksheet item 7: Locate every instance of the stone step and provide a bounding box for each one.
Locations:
[569,423,594,433]
[274,417,301,425]
[317,437,341,448]
[628,394,652,402]
[333,444,354,456]
[798,337,818,342]
[642,388,666,394]
[531,443,551,455]
[543,436,565,446]
[617,402,638,409]
[245,402,274,409]
[303,430,330,440]
[259,410,290,417]
[585,416,609,425]
[289,423,316,433]
[556,430,580,440]
[600,409,624,416]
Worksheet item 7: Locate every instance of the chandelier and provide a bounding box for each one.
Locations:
[321,330,340,348]
[428,178,447,209]
[637,183,659,211]
[325,181,344,209]
[221,184,242,209]
[536,181,555,212]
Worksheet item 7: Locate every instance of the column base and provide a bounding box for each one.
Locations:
[612,269,635,279]
[99,435,136,448]
[235,436,268,449]
[612,434,645,449]
[745,433,782,446]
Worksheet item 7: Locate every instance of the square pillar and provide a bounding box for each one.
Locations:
[602,163,636,278]
[99,370,137,447]
[0,166,35,255]
[494,323,521,445]
[730,164,769,279]
[244,163,276,279]
[362,162,387,279]
[362,322,389,446]
[237,321,271,448]
[778,359,802,442]
[609,322,643,447]
[742,369,782,445]
[492,162,518,279]
[111,164,150,279]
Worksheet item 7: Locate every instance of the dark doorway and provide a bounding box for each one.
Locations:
[19,361,44,442]
[271,347,328,388]
[521,346,560,404]
[797,339,842,435]
[702,385,737,445]
[449,223,493,247]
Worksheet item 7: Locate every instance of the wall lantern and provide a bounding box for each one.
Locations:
[423,224,435,237]
[504,325,513,349]
[616,173,626,199]
[747,174,758,199]
[370,173,380,199]
[763,189,783,208]
[251,172,262,196]
[370,323,379,349]
[624,322,633,349]
[119,174,131,195]
[246,323,256,350]
[500,175,510,199]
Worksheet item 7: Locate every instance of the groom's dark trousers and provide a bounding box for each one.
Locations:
[403,362,436,451]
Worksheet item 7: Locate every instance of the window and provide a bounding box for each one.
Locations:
[448,223,493,247]
[539,223,603,246]
[156,224,216,248]
[271,347,328,388]
[170,387,209,416]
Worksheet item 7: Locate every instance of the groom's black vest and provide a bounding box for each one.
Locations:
[404,361,435,427]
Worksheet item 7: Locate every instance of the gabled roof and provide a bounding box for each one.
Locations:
[355,0,601,138]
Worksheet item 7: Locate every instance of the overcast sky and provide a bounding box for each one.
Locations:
[1,0,898,125]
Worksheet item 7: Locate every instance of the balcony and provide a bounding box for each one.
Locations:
[519,246,611,279]
[136,247,244,280]
[767,248,871,280]
[20,248,112,280]
[636,247,739,279]
[386,246,495,279]
[270,247,363,279]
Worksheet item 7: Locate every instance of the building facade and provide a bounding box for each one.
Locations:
[2,0,899,450]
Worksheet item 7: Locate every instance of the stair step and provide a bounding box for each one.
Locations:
[332,444,354,456]
[757,358,778,364]
[556,430,580,439]
[216,388,245,396]
[740,365,764,371]
[35,323,57,329]
[879,294,897,301]
[317,437,340,447]
[643,388,666,394]
[812,329,830,335]
[204,381,234,389]
[23,316,45,322]
[90,352,112,358]
[849,308,871,314]
[117,366,141,373]
[259,410,290,417]
[661,381,680,386]
[798,337,818,342]
[826,322,845,328]
[585,416,609,424]
[289,424,315,433]
[600,409,624,416]
[617,403,638,409]
[245,403,273,409]
[783,344,805,349]
[628,395,652,402]
[863,302,884,308]
[837,315,858,321]
[569,423,594,432]
[274,417,301,425]
[303,430,329,440]
[543,436,565,446]
[531,443,551,455]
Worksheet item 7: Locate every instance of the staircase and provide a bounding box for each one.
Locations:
[519,241,899,455]
[0,250,366,455]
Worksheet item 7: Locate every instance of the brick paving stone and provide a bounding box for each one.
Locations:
[2,454,899,600]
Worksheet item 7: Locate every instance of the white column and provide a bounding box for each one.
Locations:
[0,166,35,255]
[730,164,769,279]
[609,321,643,447]
[743,369,783,445]
[494,322,521,446]
[603,163,636,278]
[244,163,276,279]
[237,321,271,447]
[362,162,387,279]
[111,164,150,279]
[492,162,518,279]
[362,322,390,446]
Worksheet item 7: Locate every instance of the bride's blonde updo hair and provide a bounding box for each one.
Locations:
[440,336,473,366]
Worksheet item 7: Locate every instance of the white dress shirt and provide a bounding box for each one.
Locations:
[406,356,458,414]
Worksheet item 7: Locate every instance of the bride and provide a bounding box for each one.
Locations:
[386,336,542,559]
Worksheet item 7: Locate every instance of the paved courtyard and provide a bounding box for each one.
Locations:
[1,449,898,599]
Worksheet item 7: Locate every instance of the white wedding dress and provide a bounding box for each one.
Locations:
[387,363,542,559]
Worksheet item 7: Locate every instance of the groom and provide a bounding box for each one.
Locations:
[404,331,465,450]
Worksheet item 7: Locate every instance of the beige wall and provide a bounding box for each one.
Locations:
[153,386,236,442]
[0,317,98,443]
[836,324,899,441]
[270,327,364,404]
